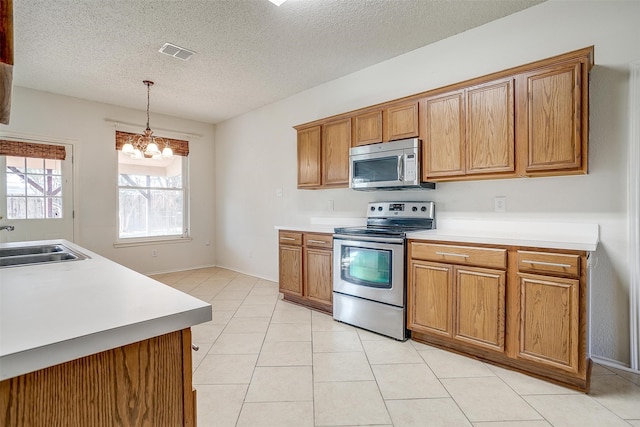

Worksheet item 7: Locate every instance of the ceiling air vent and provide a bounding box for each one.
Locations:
[159,43,196,61]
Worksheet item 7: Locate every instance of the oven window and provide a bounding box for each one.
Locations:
[353,157,399,183]
[340,246,392,289]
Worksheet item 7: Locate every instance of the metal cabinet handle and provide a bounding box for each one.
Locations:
[307,239,327,244]
[521,260,572,268]
[192,344,199,351]
[280,237,296,241]
[435,251,470,258]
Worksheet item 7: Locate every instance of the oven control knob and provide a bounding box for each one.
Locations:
[412,206,418,212]
[370,206,376,211]
[378,206,383,211]
[421,206,427,212]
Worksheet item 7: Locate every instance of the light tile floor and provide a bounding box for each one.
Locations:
[152,267,640,427]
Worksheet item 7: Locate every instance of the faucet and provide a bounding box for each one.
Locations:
[0,225,15,231]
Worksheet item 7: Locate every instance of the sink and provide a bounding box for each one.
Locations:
[0,244,88,268]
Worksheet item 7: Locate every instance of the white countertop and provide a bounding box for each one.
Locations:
[0,240,211,381]
[276,218,599,251]
[408,219,599,251]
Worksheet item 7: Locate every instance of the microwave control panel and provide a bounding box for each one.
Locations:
[404,154,417,182]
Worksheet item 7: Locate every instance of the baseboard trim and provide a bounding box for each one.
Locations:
[591,355,640,375]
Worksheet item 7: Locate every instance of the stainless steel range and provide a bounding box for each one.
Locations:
[333,201,435,340]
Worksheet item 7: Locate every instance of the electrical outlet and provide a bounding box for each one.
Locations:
[494,196,506,213]
[328,200,334,212]
[151,249,158,257]
[275,188,283,197]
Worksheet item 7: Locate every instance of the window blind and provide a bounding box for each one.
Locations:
[115,131,189,157]
[0,139,66,160]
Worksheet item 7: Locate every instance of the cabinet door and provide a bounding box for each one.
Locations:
[453,266,506,352]
[322,118,351,186]
[384,101,419,141]
[521,60,584,173]
[421,91,465,179]
[408,260,453,337]
[304,247,333,307]
[297,126,321,188]
[352,111,382,146]
[466,78,515,175]
[518,273,579,373]
[279,245,303,296]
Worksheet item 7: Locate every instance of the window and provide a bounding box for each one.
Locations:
[117,151,189,240]
[5,156,63,219]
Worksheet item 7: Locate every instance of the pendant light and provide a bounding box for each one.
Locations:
[121,80,173,159]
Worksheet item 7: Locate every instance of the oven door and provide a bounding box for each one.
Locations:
[332,235,405,307]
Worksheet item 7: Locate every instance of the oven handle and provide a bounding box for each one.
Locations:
[333,233,405,245]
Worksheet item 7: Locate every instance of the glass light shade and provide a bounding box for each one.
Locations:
[122,142,135,155]
[144,141,161,156]
[132,149,143,160]
[162,146,174,158]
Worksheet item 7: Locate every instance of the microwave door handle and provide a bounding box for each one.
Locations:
[397,155,404,181]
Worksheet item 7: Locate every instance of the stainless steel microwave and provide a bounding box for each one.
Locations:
[349,138,435,191]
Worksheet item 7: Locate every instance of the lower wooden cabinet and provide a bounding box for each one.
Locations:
[0,329,197,426]
[408,240,590,391]
[279,230,333,313]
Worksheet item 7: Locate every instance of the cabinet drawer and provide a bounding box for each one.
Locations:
[279,231,302,246]
[304,233,333,249]
[411,242,506,269]
[517,251,580,277]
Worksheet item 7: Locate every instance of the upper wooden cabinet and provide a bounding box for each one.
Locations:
[352,110,383,147]
[421,78,514,180]
[322,118,351,186]
[297,126,321,188]
[517,58,589,175]
[384,101,419,142]
[295,118,351,189]
[294,46,593,188]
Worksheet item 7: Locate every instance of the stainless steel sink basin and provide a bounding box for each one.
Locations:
[0,244,88,268]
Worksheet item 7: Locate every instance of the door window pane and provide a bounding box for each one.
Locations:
[4,156,64,219]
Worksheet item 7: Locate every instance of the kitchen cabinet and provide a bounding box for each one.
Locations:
[421,77,514,180]
[0,329,197,426]
[384,101,419,142]
[352,110,383,146]
[322,118,351,187]
[408,240,590,391]
[515,250,582,373]
[279,230,333,313]
[297,125,322,188]
[294,46,592,188]
[295,119,350,189]
[517,57,589,175]
[408,243,507,353]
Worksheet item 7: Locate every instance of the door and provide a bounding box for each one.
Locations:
[279,245,303,296]
[453,266,506,352]
[304,247,332,307]
[521,60,583,173]
[322,118,351,186]
[333,237,404,307]
[0,141,74,243]
[466,78,515,175]
[517,272,579,372]
[297,126,321,188]
[408,260,453,337]
[421,91,465,179]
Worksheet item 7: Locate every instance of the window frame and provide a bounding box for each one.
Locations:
[115,153,190,246]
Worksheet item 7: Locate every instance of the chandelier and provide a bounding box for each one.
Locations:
[121,80,173,160]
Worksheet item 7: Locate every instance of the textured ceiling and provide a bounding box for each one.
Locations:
[13,0,543,124]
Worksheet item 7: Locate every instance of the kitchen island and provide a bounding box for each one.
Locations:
[0,240,211,426]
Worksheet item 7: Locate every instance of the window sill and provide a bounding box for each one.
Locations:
[113,236,193,248]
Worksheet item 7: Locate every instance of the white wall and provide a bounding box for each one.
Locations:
[214,0,640,367]
[3,87,216,274]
